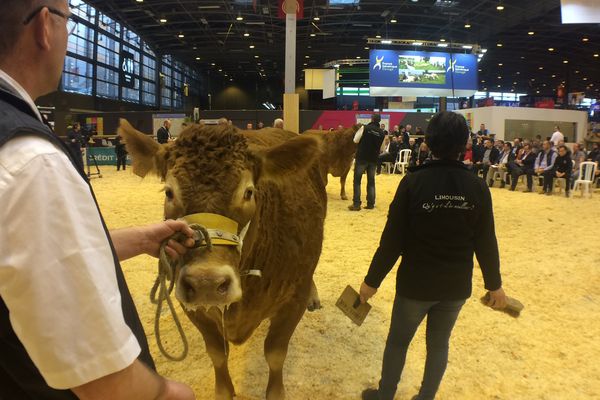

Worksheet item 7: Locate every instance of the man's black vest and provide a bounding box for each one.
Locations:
[355,122,385,163]
[0,89,155,399]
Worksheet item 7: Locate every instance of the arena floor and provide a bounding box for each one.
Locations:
[92,167,600,400]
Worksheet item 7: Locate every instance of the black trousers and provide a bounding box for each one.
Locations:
[116,154,127,170]
[511,166,534,190]
[377,152,397,174]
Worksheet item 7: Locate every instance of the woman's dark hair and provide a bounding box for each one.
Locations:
[425,111,469,160]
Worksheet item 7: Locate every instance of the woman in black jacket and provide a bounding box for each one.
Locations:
[360,112,508,400]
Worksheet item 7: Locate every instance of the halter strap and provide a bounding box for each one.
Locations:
[183,213,240,246]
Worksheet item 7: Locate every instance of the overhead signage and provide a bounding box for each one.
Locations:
[120,51,135,89]
[369,49,478,97]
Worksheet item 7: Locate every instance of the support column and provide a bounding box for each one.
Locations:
[283,1,299,133]
[439,97,447,112]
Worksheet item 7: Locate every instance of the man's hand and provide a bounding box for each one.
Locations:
[486,287,507,310]
[359,282,377,304]
[159,380,196,400]
[142,220,196,259]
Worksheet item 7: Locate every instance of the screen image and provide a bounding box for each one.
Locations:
[398,55,446,85]
[370,49,477,97]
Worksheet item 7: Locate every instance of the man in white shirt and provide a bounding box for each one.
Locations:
[550,125,564,147]
[0,1,195,399]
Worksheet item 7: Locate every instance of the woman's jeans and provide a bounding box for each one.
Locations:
[377,295,465,400]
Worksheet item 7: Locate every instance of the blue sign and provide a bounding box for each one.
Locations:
[369,50,478,97]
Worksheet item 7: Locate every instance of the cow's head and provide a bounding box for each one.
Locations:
[118,120,322,310]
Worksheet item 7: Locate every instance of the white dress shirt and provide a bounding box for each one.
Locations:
[0,70,140,389]
[550,130,564,146]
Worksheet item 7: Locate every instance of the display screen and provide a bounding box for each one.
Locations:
[369,49,478,97]
[120,51,135,89]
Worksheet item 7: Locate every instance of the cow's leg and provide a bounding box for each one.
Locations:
[264,302,306,400]
[340,170,349,200]
[189,312,235,400]
[307,278,322,312]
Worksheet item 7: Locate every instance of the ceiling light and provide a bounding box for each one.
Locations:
[497,76,502,79]
[249,45,255,49]
[244,32,250,37]
[437,43,448,47]
[195,57,201,60]
[178,33,184,38]
[548,48,554,51]
[464,23,471,28]
[303,63,308,66]
[413,42,423,46]
[376,35,381,39]
[552,74,556,77]
[481,80,486,83]
[211,63,215,66]
[310,33,316,37]
[305,55,310,58]
[531,78,535,81]
[390,19,397,23]
[236,14,243,21]
[356,56,361,59]
[497,85,501,87]
[218,69,222,72]
[159,17,167,23]
[563,60,568,63]
[582,37,589,42]
[497,43,503,47]
[136,0,143,2]
[513,81,517,84]
[462,45,473,49]
[381,39,392,44]
[594,54,599,57]
[334,64,340,68]
[528,31,535,35]
[254,55,259,59]
[481,49,488,53]
[313,16,320,21]
[440,38,446,42]
[498,63,503,66]
[575,70,580,73]
[364,46,369,49]
[497,2,505,11]
[539,66,543,70]
[516,71,520,74]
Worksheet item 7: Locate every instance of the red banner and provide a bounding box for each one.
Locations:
[278,0,304,19]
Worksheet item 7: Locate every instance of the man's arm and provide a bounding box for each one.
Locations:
[474,182,502,293]
[110,221,195,261]
[72,359,194,400]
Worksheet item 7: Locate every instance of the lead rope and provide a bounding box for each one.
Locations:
[150,223,211,361]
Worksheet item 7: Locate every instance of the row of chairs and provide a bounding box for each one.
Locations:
[490,161,597,197]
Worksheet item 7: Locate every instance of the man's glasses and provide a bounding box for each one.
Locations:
[23,6,77,36]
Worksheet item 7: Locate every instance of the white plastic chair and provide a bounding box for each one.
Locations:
[573,161,597,197]
[383,152,398,174]
[393,149,412,175]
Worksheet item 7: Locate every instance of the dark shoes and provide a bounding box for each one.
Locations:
[523,188,533,192]
[348,205,361,211]
[500,181,506,188]
[361,388,379,400]
[363,205,375,210]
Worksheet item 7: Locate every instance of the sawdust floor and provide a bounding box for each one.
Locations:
[92,167,600,400]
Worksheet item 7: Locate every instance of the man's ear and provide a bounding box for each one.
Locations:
[117,119,167,178]
[251,135,324,183]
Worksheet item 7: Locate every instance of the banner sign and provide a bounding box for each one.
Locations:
[120,51,135,89]
[369,49,478,97]
[87,147,131,166]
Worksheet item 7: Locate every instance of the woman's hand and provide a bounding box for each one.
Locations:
[359,282,378,304]
[486,287,507,310]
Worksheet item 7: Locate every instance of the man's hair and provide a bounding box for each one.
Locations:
[371,114,381,124]
[0,0,42,59]
[425,111,469,160]
[558,145,568,153]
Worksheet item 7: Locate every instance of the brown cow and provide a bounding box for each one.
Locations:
[119,120,327,400]
[303,126,359,200]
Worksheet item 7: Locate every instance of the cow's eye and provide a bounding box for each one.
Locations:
[165,188,174,200]
[244,188,254,201]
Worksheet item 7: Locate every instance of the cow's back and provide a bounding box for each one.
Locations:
[305,129,356,178]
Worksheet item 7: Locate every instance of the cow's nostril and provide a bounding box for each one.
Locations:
[182,276,196,302]
[216,278,231,295]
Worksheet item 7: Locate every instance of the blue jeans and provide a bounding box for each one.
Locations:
[377,295,465,400]
[353,160,377,207]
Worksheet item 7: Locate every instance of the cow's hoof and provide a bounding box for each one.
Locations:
[307,297,322,312]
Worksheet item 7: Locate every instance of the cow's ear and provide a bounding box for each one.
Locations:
[251,134,323,183]
[118,119,168,178]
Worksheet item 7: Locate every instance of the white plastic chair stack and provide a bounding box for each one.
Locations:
[573,161,597,197]
[393,149,412,175]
